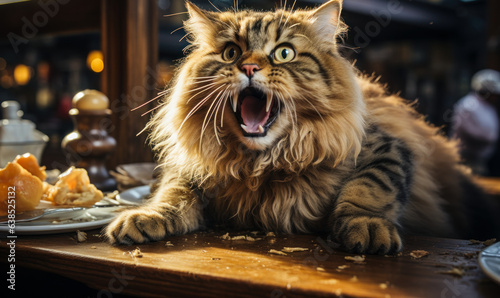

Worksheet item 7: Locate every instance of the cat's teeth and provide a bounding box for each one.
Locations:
[258,125,264,134]
[232,94,238,113]
[241,124,248,132]
[266,93,272,113]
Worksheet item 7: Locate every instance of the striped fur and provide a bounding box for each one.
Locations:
[105,0,499,253]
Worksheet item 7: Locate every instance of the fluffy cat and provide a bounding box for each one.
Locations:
[105,0,499,254]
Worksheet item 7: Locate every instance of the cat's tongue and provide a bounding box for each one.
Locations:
[240,94,270,133]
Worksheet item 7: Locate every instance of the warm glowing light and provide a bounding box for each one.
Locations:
[13,64,31,85]
[90,59,104,73]
[0,74,13,88]
[87,50,104,73]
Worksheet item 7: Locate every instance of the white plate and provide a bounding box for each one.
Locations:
[0,186,151,235]
[479,241,500,285]
[116,185,151,205]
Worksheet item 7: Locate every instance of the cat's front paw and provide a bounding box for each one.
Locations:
[332,216,402,255]
[105,207,173,245]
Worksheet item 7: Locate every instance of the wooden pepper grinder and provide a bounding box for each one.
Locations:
[62,90,117,191]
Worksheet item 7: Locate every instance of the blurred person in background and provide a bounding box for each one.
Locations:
[451,69,500,176]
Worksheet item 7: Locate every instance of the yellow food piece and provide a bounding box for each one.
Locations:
[0,162,43,215]
[44,166,103,206]
[13,153,47,181]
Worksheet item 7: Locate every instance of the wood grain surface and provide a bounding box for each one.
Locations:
[1,231,498,297]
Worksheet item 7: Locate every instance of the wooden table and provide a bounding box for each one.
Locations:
[0,230,498,297]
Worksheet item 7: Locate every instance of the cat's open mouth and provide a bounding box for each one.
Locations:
[231,87,280,137]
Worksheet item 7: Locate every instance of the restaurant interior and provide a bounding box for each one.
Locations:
[0,0,499,297]
[0,0,499,175]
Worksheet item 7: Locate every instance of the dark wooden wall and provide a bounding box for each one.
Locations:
[101,0,157,168]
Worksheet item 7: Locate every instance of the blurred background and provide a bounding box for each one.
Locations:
[0,0,499,176]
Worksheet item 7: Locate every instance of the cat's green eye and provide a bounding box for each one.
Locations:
[273,45,295,63]
[222,44,241,62]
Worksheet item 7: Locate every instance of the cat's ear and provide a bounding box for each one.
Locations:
[308,0,342,43]
[185,1,218,45]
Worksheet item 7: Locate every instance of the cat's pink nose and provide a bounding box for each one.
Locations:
[241,64,260,78]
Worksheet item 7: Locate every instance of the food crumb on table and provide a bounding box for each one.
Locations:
[281,247,309,253]
[129,247,143,258]
[469,238,496,246]
[344,255,365,263]
[438,267,465,277]
[410,250,430,259]
[76,230,87,243]
[220,233,262,241]
[268,249,287,256]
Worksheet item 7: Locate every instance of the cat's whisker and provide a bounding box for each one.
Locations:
[185,82,220,104]
[187,79,218,87]
[203,86,227,132]
[181,84,215,104]
[170,26,184,35]
[283,0,297,27]
[179,32,190,42]
[157,88,171,95]
[278,0,287,27]
[178,84,227,135]
[219,88,232,128]
[187,78,218,85]
[185,84,225,121]
[200,86,227,148]
[191,75,220,80]
[212,88,227,130]
[208,0,222,13]
[187,75,224,85]
[131,92,166,112]
[163,11,188,18]
[212,87,231,144]
[141,104,162,117]
[135,125,148,137]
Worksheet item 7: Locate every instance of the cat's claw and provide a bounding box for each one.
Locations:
[105,207,171,245]
[333,216,402,255]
